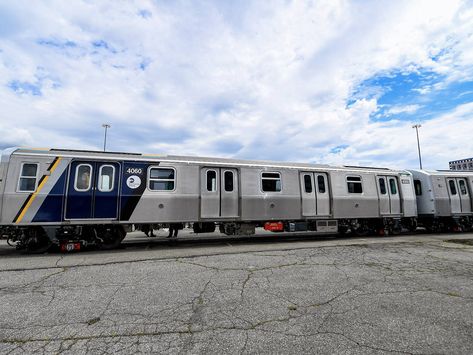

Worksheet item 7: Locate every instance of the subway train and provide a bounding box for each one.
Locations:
[0,147,472,252]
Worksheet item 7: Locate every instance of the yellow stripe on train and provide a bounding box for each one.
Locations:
[15,157,62,224]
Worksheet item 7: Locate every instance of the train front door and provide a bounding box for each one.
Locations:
[200,168,239,219]
[300,172,330,217]
[377,176,401,215]
[65,161,121,220]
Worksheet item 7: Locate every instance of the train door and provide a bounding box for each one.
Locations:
[299,172,330,217]
[300,173,316,216]
[316,173,330,215]
[387,177,401,214]
[377,176,401,214]
[447,178,461,214]
[456,178,471,213]
[200,168,239,219]
[377,176,390,215]
[65,161,120,220]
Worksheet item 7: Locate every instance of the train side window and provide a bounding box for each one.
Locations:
[98,165,115,192]
[18,163,39,192]
[304,175,312,193]
[459,180,467,195]
[224,171,233,192]
[389,178,397,195]
[262,172,281,192]
[207,170,217,192]
[75,164,92,191]
[317,175,326,193]
[414,180,422,196]
[448,180,457,195]
[149,167,175,191]
[379,178,387,195]
[347,176,362,193]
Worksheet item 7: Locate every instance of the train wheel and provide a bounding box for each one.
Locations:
[97,226,126,250]
[24,227,52,254]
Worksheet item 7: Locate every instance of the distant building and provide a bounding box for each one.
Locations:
[449,157,473,171]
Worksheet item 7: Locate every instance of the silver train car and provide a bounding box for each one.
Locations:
[409,169,473,231]
[0,147,470,252]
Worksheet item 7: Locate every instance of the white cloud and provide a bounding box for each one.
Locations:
[385,104,422,116]
[0,0,472,170]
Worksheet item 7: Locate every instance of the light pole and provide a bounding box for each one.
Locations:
[412,124,422,169]
[102,123,111,151]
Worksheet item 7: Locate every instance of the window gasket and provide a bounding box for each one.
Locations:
[261,171,282,193]
[147,166,176,192]
[223,170,234,193]
[317,174,326,194]
[346,175,363,194]
[17,162,39,193]
[74,163,93,192]
[97,164,116,192]
[389,177,398,195]
[205,169,218,192]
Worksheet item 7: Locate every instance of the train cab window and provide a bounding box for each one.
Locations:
[414,180,422,196]
[317,175,326,193]
[262,172,281,192]
[98,165,115,192]
[18,163,39,192]
[207,170,217,192]
[347,176,363,193]
[389,178,397,195]
[304,175,312,193]
[379,178,387,195]
[448,180,457,195]
[459,180,467,195]
[149,168,175,191]
[74,164,92,191]
[224,171,234,192]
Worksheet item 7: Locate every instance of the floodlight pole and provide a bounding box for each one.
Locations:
[412,124,422,169]
[102,124,111,151]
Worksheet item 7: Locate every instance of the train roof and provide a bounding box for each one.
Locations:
[409,169,473,177]
[6,147,410,174]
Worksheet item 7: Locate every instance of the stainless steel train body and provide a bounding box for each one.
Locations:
[409,169,473,231]
[0,147,436,251]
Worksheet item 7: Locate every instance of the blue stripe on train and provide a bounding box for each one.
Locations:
[32,170,67,222]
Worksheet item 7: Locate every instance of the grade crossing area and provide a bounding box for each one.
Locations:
[0,232,473,353]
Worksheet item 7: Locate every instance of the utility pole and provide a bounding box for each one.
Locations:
[412,124,422,169]
[102,123,111,151]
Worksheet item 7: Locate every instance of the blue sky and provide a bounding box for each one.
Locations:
[1,0,473,169]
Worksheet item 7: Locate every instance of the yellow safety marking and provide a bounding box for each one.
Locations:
[15,157,62,224]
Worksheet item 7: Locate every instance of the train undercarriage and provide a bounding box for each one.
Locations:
[2,216,472,253]
[2,225,127,253]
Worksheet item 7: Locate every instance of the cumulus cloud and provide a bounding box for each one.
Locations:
[0,0,472,169]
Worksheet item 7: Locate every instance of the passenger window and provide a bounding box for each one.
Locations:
[98,165,115,192]
[149,167,175,191]
[347,176,363,193]
[75,164,92,191]
[304,175,312,193]
[317,175,326,193]
[262,172,281,192]
[448,180,457,195]
[18,163,38,192]
[224,171,233,192]
[389,178,397,195]
[207,170,217,192]
[414,180,422,196]
[459,180,467,195]
[379,178,387,195]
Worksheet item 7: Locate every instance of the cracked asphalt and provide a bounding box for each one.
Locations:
[1,232,473,354]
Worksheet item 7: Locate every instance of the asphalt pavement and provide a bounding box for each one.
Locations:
[1,230,473,354]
